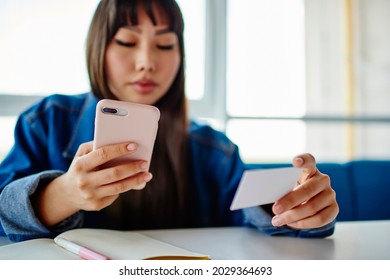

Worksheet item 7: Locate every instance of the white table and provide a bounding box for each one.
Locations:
[138,220,390,259]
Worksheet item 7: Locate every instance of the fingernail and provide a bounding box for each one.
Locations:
[294,157,304,165]
[127,143,137,151]
[140,161,148,170]
[272,216,283,227]
[143,173,152,182]
[274,204,284,215]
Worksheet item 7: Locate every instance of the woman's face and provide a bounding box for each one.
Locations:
[104,6,180,105]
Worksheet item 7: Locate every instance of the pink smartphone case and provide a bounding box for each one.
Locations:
[93,99,160,169]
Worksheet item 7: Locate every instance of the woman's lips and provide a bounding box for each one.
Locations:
[131,80,156,94]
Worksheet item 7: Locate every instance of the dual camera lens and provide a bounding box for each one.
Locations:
[101,107,128,116]
[102,107,118,114]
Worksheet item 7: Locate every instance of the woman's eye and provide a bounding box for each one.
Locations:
[115,39,136,47]
[157,44,174,50]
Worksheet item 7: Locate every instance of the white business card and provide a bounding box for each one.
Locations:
[230,167,302,210]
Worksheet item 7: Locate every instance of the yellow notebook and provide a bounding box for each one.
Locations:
[0,228,210,260]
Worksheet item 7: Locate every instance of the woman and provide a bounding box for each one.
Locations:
[0,0,338,242]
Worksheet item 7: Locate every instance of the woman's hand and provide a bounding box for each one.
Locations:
[33,141,152,227]
[271,153,339,229]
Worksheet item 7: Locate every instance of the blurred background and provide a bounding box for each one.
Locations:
[1,0,389,163]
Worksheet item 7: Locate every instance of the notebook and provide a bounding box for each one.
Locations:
[0,228,210,260]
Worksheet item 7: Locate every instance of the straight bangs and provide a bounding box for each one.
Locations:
[112,0,184,38]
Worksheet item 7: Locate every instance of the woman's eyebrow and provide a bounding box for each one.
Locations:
[155,27,172,35]
[123,26,141,33]
[122,25,172,35]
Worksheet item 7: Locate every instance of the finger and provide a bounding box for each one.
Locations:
[273,174,329,215]
[97,172,153,197]
[293,153,318,183]
[272,188,335,227]
[285,204,339,229]
[75,141,94,157]
[94,160,149,186]
[79,142,137,171]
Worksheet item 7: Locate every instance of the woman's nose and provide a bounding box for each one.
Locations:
[135,47,156,72]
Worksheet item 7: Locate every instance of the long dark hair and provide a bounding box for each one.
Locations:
[86,0,189,229]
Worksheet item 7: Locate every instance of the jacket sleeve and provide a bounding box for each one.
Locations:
[0,171,83,242]
[242,206,335,238]
[0,110,83,242]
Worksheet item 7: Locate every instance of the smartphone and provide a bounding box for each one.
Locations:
[93,99,160,170]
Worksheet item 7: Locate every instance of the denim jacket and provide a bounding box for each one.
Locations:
[0,93,335,241]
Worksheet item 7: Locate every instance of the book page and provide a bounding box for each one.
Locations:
[58,228,210,260]
[0,238,79,260]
